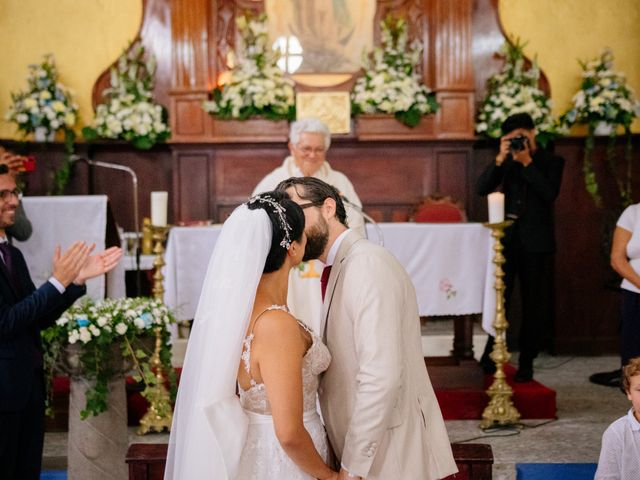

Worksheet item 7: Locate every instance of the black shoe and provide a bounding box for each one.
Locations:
[480,357,496,375]
[514,367,533,383]
[589,369,622,388]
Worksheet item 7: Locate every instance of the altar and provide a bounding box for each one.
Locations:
[162,222,496,340]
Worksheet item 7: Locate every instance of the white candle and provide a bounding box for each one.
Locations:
[487,192,504,224]
[151,191,168,227]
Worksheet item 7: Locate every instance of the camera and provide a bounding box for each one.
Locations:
[509,135,528,152]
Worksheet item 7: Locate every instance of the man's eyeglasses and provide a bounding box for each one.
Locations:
[299,201,325,210]
[296,145,326,156]
[0,188,23,201]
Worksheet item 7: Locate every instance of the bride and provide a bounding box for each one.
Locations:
[164,191,338,480]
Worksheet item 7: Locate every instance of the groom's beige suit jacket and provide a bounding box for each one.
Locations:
[319,231,457,480]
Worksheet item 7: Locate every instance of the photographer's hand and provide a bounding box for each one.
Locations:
[496,136,511,166]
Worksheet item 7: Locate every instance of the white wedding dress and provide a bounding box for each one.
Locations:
[236,305,331,479]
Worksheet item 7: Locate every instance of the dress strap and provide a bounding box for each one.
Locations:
[241,305,290,385]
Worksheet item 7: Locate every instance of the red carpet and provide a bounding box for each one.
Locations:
[435,364,556,420]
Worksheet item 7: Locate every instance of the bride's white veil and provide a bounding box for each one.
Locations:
[164,204,272,479]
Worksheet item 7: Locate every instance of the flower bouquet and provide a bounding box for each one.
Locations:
[476,40,563,148]
[351,16,438,128]
[561,48,639,208]
[5,53,78,141]
[42,297,176,419]
[203,13,295,121]
[82,41,170,150]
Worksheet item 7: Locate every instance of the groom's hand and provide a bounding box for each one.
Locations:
[338,469,363,480]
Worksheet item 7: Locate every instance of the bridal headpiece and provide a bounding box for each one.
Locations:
[247,194,293,249]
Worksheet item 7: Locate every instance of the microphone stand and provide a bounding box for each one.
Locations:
[341,196,384,247]
[70,155,141,294]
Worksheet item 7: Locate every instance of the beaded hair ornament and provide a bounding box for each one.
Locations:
[247,194,293,249]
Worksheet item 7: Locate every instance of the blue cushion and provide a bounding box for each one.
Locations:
[516,463,597,480]
[40,471,67,480]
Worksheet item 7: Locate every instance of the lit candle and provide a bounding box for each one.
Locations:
[487,192,504,224]
[151,191,168,227]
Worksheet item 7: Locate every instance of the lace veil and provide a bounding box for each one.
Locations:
[164,204,271,479]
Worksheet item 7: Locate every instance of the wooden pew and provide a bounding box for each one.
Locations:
[126,442,493,479]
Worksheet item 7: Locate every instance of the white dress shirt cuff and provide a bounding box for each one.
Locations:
[48,277,66,294]
[340,464,360,479]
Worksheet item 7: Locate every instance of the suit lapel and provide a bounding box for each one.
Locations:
[320,231,362,341]
[0,246,20,298]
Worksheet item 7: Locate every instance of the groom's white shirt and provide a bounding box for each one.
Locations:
[319,230,457,480]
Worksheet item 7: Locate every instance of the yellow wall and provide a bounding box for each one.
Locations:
[500,0,640,132]
[0,0,142,139]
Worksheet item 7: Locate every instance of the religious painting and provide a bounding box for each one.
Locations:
[265,0,376,74]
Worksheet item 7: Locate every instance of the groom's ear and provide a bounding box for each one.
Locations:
[321,197,337,219]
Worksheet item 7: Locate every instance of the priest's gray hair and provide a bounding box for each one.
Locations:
[289,118,331,151]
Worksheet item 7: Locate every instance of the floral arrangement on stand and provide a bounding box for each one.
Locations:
[42,297,176,419]
[561,48,639,208]
[351,16,438,128]
[5,54,78,194]
[5,53,78,141]
[83,41,170,150]
[476,40,563,148]
[203,13,295,120]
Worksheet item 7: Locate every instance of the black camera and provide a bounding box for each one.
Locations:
[509,135,528,152]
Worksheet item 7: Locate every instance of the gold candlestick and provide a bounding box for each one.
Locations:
[480,220,521,429]
[138,225,173,435]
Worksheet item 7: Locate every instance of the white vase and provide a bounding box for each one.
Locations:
[594,122,614,136]
[33,126,55,142]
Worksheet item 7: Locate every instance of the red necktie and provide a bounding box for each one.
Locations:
[0,242,18,287]
[321,265,332,301]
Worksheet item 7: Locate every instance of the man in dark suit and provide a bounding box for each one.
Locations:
[477,113,565,382]
[0,166,122,479]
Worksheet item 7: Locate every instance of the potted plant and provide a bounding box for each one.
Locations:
[476,40,564,149]
[42,296,176,480]
[352,15,438,138]
[202,13,294,141]
[561,48,639,208]
[82,40,170,150]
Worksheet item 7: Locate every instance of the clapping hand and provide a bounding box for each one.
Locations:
[74,246,123,285]
[0,147,27,173]
[52,241,95,287]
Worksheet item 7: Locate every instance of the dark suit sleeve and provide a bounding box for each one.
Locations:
[520,153,565,204]
[476,162,504,196]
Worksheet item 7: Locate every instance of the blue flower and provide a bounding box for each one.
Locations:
[140,312,153,328]
[76,317,90,327]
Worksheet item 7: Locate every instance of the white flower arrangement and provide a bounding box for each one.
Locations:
[203,13,295,120]
[42,297,176,419]
[562,48,638,130]
[5,54,78,139]
[351,16,438,128]
[561,49,639,209]
[476,41,563,147]
[83,41,170,149]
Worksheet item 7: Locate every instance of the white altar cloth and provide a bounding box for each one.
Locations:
[16,195,116,299]
[162,223,496,334]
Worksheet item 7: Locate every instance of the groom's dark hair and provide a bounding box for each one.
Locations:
[275,177,348,227]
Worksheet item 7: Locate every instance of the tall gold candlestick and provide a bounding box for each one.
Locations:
[480,220,521,429]
[138,225,174,435]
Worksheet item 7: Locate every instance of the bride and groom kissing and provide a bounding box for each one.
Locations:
[164,177,457,480]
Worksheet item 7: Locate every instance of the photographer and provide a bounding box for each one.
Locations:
[477,113,565,382]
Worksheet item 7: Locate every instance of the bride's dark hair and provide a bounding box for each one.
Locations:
[247,190,305,273]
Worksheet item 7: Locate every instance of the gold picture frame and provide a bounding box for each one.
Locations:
[296,92,351,134]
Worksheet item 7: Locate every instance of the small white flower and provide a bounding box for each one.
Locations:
[116,323,128,335]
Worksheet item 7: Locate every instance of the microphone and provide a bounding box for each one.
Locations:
[70,155,141,293]
[339,194,384,247]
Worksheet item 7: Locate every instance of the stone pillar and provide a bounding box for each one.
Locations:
[67,376,128,480]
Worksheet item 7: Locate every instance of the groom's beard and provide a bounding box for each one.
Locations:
[303,218,329,262]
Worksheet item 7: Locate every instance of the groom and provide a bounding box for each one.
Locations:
[278,177,457,480]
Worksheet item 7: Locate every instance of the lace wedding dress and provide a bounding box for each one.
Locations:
[236,305,331,479]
